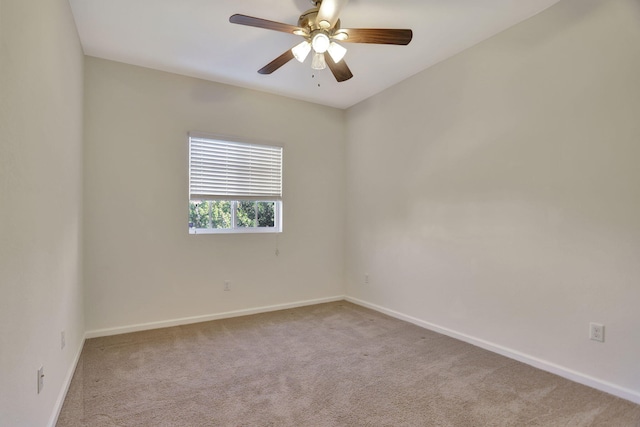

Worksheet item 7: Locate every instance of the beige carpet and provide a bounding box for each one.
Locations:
[57,301,640,426]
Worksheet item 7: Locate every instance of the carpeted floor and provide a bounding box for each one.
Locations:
[57,301,640,426]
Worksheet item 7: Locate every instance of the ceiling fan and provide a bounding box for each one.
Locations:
[229,0,413,82]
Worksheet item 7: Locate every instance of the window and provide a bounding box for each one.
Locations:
[188,133,283,234]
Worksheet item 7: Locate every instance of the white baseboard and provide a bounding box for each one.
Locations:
[345,296,640,405]
[48,335,86,427]
[85,295,345,339]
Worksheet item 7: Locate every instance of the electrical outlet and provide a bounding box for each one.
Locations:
[590,322,605,342]
[224,280,230,291]
[364,274,369,284]
[61,331,66,350]
[37,366,44,394]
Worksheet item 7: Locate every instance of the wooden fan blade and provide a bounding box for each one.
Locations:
[338,28,413,45]
[324,52,353,82]
[258,49,295,74]
[317,0,349,29]
[229,14,303,34]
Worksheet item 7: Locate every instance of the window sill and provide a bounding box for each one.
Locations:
[188,227,281,235]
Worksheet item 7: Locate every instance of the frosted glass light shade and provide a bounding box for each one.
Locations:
[327,42,347,63]
[311,33,330,54]
[292,41,311,63]
[333,31,348,41]
[311,52,327,70]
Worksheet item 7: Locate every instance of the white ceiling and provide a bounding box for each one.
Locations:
[69,0,562,109]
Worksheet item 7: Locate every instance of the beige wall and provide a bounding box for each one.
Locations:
[3,0,639,422]
[0,0,85,425]
[345,0,640,401]
[83,57,346,333]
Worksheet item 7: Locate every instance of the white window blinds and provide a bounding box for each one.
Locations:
[189,134,283,201]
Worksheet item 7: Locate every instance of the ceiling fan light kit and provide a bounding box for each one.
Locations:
[293,36,346,70]
[229,0,413,82]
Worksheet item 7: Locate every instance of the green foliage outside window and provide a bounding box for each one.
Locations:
[257,202,275,227]
[189,201,231,229]
[237,201,275,227]
[189,200,275,230]
[237,201,256,227]
[189,201,209,228]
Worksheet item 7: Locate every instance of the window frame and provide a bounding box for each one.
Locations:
[188,200,282,234]
[188,132,283,235]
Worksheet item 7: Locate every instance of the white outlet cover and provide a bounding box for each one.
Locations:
[590,323,605,342]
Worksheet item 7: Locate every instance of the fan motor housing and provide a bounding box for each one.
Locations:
[299,7,341,33]
[298,7,319,30]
